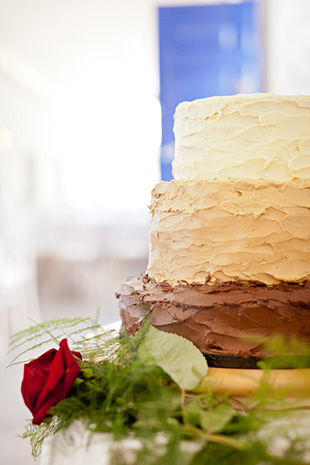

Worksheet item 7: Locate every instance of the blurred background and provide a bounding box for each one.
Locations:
[1,0,310,463]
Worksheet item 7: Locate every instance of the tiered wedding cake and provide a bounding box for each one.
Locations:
[118,94,310,364]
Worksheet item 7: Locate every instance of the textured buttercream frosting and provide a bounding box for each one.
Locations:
[118,276,310,358]
[147,179,310,285]
[118,93,310,363]
[173,93,310,182]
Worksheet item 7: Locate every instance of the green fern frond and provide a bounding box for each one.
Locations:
[9,317,101,365]
[20,416,61,458]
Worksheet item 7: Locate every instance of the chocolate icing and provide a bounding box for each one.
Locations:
[117,275,310,359]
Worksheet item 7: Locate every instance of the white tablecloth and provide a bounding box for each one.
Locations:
[40,422,141,465]
[40,410,310,465]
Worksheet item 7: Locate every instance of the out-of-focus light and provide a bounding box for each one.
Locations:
[0,127,12,151]
[0,48,161,211]
[49,57,162,211]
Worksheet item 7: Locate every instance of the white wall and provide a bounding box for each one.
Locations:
[0,0,161,212]
[267,0,310,94]
[0,0,310,213]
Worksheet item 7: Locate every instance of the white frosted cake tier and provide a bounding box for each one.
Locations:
[173,93,310,182]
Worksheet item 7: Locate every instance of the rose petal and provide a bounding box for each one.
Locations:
[21,349,57,411]
[29,339,81,423]
[21,367,49,412]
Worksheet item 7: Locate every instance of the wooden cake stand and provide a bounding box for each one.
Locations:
[199,367,310,397]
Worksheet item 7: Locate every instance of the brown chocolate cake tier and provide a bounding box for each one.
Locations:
[117,275,310,367]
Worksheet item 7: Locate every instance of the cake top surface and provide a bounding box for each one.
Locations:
[172,93,310,182]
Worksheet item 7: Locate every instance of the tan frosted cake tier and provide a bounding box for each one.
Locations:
[147,179,310,285]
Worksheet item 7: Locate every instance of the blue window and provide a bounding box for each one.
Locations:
[159,1,265,180]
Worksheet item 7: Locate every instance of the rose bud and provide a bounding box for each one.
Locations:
[21,339,82,424]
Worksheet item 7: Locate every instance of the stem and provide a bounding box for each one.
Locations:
[180,388,188,423]
[204,433,246,451]
[181,388,186,409]
[28,318,60,345]
[185,425,246,451]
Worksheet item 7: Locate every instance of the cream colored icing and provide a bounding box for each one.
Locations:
[147,180,310,285]
[173,93,310,182]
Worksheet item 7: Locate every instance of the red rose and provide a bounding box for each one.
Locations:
[21,339,82,424]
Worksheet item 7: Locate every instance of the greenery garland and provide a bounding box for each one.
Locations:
[9,317,310,465]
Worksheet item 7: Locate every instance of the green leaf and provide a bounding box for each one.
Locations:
[138,326,208,391]
[184,398,236,434]
[81,367,93,379]
[199,403,236,433]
